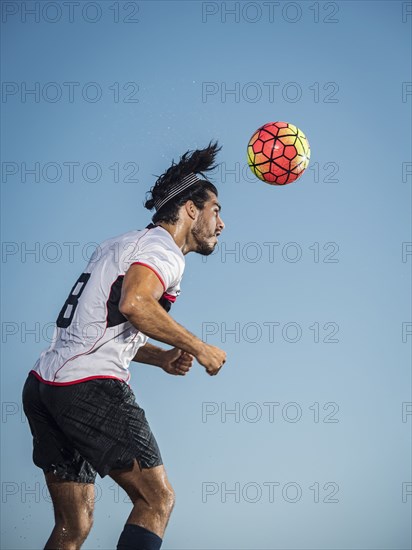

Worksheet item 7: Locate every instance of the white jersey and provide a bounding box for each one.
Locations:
[30,225,185,385]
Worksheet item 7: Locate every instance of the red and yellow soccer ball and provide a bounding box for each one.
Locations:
[247,121,310,185]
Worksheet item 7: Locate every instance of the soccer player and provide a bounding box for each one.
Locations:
[22,142,226,550]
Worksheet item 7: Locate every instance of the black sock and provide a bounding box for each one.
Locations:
[117,523,163,550]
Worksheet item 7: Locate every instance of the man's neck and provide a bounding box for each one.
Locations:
[155,221,192,255]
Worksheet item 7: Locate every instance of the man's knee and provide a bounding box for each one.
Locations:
[54,507,94,542]
[138,479,175,515]
[110,461,175,517]
[156,484,175,515]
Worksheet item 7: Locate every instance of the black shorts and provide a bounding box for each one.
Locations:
[22,372,163,484]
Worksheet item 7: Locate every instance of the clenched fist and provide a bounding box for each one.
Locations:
[196,343,227,376]
[161,348,194,376]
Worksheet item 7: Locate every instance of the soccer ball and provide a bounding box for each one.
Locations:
[247,121,310,185]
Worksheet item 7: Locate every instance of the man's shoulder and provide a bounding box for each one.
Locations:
[98,228,146,249]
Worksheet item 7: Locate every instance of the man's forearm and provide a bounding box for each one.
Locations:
[122,297,204,357]
[132,342,165,367]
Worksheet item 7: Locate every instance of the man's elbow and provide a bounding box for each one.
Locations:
[118,295,153,321]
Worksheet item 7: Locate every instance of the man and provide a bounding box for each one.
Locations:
[22,142,226,550]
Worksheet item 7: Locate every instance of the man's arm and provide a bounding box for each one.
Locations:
[133,341,194,376]
[119,265,203,355]
[119,264,226,375]
[132,341,165,367]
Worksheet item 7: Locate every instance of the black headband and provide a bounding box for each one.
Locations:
[153,173,203,212]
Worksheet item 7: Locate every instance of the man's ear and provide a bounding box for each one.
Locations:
[184,200,197,221]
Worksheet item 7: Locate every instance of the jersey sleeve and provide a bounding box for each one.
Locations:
[120,234,183,293]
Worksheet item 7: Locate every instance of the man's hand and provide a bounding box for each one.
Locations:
[196,343,227,376]
[161,348,194,376]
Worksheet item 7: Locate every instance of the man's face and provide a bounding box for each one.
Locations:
[191,193,225,256]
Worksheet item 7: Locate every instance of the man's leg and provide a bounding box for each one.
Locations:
[44,472,94,550]
[110,459,175,549]
[22,373,97,549]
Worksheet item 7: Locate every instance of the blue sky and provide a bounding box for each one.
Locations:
[1,1,411,548]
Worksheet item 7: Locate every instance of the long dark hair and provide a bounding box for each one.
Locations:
[144,141,221,223]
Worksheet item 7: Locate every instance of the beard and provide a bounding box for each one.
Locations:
[192,220,217,256]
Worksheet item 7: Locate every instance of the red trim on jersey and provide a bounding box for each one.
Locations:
[130,262,166,291]
[163,292,176,302]
[30,370,127,386]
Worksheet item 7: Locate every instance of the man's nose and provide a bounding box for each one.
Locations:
[218,216,225,230]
